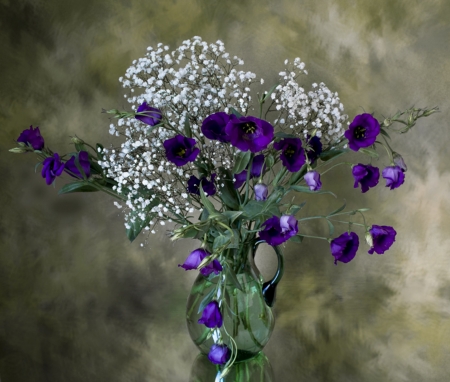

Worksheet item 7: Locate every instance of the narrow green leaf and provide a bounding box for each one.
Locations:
[274,132,296,139]
[199,186,217,215]
[184,117,192,138]
[213,235,230,251]
[222,211,243,225]
[327,201,347,217]
[58,182,99,195]
[379,128,391,140]
[359,148,379,158]
[229,107,243,118]
[96,143,104,160]
[197,288,216,314]
[265,154,274,169]
[289,185,337,198]
[326,219,335,236]
[272,167,287,187]
[232,151,251,175]
[34,161,43,173]
[319,149,348,162]
[225,264,243,291]
[288,202,307,215]
[289,235,304,243]
[288,164,307,185]
[125,196,160,242]
[262,83,279,102]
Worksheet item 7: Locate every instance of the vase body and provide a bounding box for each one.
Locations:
[186,243,275,362]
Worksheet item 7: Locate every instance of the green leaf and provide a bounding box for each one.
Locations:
[125,196,160,242]
[224,264,243,291]
[274,132,296,139]
[265,154,274,169]
[58,181,99,195]
[197,288,216,314]
[34,161,43,173]
[288,202,306,215]
[218,168,240,210]
[319,149,348,162]
[184,117,192,138]
[289,235,304,243]
[199,186,217,215]
[289,185,337,198]
[359,148,379,158]
[272,167,287,187]
[232,151,251,175]
[379,128,391,140]
[229,107,243,118]
[222,211,243,225]
[262,83,279,102]
[327,201,346,217]
[288,164,307,185]
[326,219,335,236]
[213,235,230,251]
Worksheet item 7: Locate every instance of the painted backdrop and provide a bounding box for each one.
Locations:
[1,0,449,381]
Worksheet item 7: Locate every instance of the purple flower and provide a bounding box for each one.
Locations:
[344,114,380,152]
[274,138,305,172]
[352,163,380,193]
[163,135,200,166]
[306,135,323,164]
[187,174,216,196]
[135,102,162,126]
[17,125,45,150]
[393,152,407,172]
[225,115,274,152]
[208,344,230,365]
[330,232,359,265]
[304,171,322,191]
[382,165,405,190]
[250,154,266,177]
[259,215,298,246]
[368,225,396,255]
[178,248,222,276]
[198,301,223,328]
[41,153,65,185]
[64,151,91,179]
[201,112,231,143]
[233,169,248,189]
[254,183,268,201]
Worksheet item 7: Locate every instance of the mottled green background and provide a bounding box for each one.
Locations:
[1,0,449,381]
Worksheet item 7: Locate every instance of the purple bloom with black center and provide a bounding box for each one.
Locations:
[330,232,359,265]
[273,138,305,172]
[64,151,91,179]
[225,115,274,152]
[368,225,396,255]
[198,301,223,328]
[201,112,231,143]
[208,344,231,365]
[17,125,45,150]
[382,165,405,190]
[41,153,65,185]
[254,183,268,201]
[352,163,380,193]
[178,248,222,276]
[306,135,323,164]
[304,171,322,191]
[187,174,216,196]
[135,102,162,126]
[259,215,298,246]
[344,113,380,152]
[393,152,407,172]
[163,135,200,166]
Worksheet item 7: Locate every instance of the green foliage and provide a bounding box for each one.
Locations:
[58,181,99,194]
[232,151,251,175]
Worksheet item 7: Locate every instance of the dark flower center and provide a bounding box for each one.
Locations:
[354,126,366,139]
[176,147,186,157]
[285,145,296,158]
[241,122,257,134]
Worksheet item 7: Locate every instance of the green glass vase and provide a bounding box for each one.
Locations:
[186,241,283,362]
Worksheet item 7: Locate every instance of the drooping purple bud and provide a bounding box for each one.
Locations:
[304,171,322,191]
[198,301,223,328]
[352,163,379,193]
[368,225,396,255]
[41,153,65,185]
[135,102,162,126]
[17,125,45,150]
[259,215,298,246]
[392,152,407,172]
[382,165,405,190]
[254,183,268,201]
[64,151,91,179]
[208,344,231,365]
[330,232,359,265]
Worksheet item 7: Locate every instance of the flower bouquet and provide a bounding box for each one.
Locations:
[10,37,437,378]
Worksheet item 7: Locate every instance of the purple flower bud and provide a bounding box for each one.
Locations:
[17,125,45,150]
[304,171,322,191]
[259,215,298,246]
[352,163,379,193]
[330,232,359,265]
[198,301,223,328]
[187,174,216,196]
[382,165,405,190]
[254,183,268,201]
[178,249,222,276]
[392,152,407,172]
[250,154,266,177]
[306,135,323,164]
[201,112,231,143]
[135,102,162,126]
[163,135,200,166]
[273,138,305,172]
[233,169,247,189]
[344,114,380,152]
[225,115,274,153]
[64,151,91,179]
[41,153,65,185]
[208,344,231,365]
[368,225,396,255]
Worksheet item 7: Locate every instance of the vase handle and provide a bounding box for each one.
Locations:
[253,240,284,308]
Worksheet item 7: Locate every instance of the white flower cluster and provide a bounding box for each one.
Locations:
[271,58,348,142]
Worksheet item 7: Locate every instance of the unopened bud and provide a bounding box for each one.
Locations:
[365,231,373,248]
[9,147,27,154]
[392,152,407,172]
[71,136,84,144]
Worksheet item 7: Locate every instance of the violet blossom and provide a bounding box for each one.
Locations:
[135,101,162,126]
[254,183,268,201]
[208,344,230,365]
[304,171,322,191]
[225,115,274,152]
[64,151,91,179]
[178,248,222,276]
[259,215,298,246]
[306,135,323,164]
[17,125,45,150]
[41,153,65,185]
[201,112,231,143]
[344,113,380,151]
[198,301,223,328]
[187,174,216,196]
[163,135,200,166]
[330,232,359,264]
[382,165,405,190]
[368,225,396,255]
[352,163,379,193]
[273,138,305,172]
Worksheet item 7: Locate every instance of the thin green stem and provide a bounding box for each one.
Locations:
[320,162,353,177]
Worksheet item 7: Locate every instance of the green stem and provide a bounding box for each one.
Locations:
[320,162,353,177]
[300,233,331,242]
